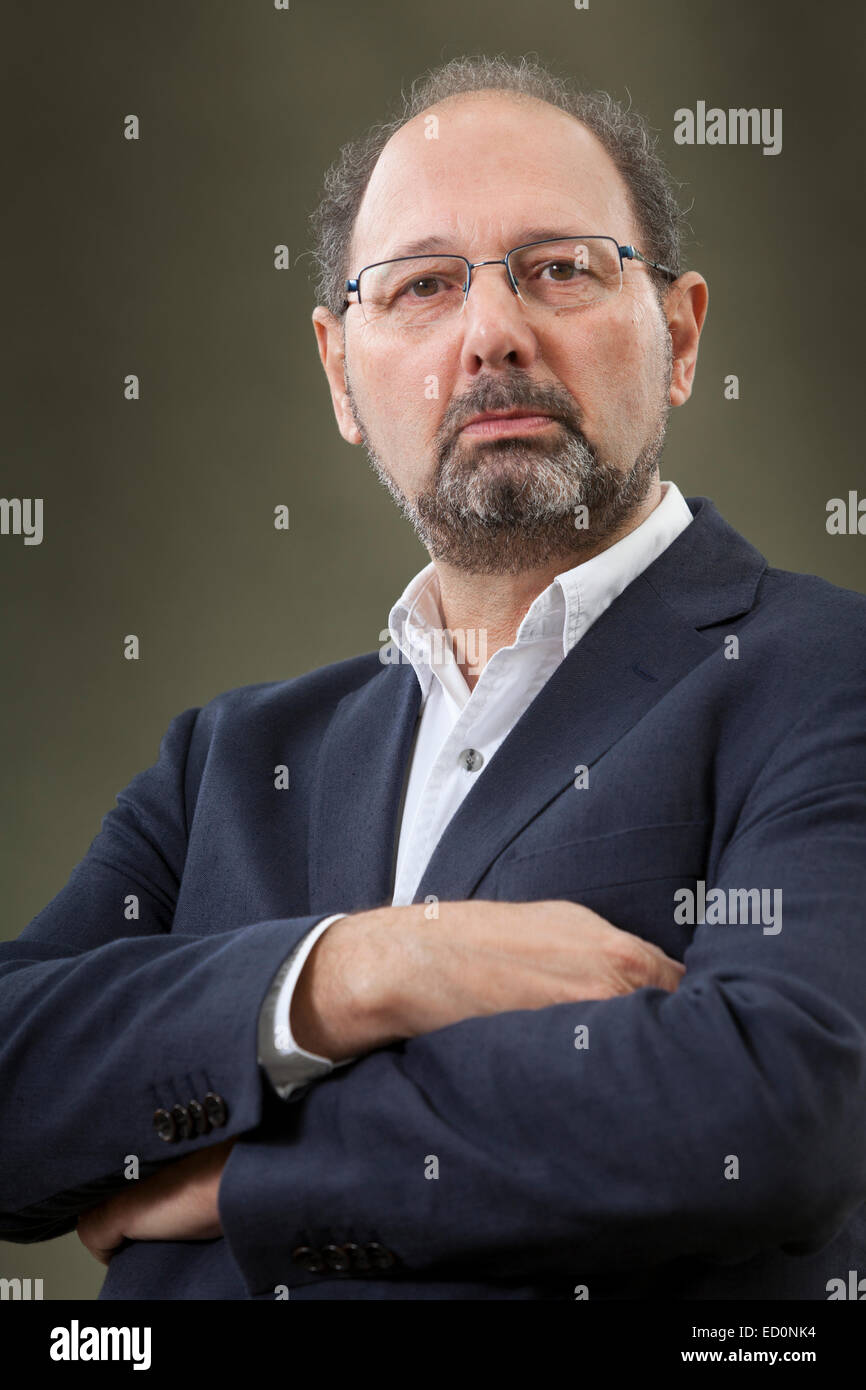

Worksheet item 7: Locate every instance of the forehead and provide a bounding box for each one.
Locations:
[350,92,638,269]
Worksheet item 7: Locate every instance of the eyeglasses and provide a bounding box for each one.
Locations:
[341,236,676,329]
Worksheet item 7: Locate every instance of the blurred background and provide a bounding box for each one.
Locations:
[2,0,864,1298]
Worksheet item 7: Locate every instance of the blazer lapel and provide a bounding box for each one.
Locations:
[307,497,767,916]
[411,496,767,903]
[307,658,422,914]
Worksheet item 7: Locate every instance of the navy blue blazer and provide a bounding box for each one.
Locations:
[2,495,866,1301]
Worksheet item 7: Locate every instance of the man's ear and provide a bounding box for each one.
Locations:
[312,306,363,445]
[663,272,709,407]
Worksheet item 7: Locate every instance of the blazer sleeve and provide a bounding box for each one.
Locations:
[0,706,334,1243]
[218,674,866,1292]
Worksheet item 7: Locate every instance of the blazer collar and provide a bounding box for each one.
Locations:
[307,496,767,914]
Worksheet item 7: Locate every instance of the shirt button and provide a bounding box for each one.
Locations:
[458,748,484,772]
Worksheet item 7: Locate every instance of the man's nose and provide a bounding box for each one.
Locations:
[457,261,541,373]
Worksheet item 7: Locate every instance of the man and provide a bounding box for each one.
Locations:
[2,55,865,1301]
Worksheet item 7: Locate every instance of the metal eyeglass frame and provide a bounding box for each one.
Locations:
[340,235,677,316]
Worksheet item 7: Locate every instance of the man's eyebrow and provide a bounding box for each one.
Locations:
[378,228,592,262]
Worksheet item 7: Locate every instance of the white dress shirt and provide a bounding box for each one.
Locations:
[259,480,694,1098]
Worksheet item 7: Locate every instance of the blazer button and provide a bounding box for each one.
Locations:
[322,1243,351,1273]
[364,1242,396,1270]
[291,1245,325,1273]
[342,1242,369,1273]
[187,1098,209,1135]
[152,1107,177,1143]
[203,1091,228,1128]
[170,1104,193,1141]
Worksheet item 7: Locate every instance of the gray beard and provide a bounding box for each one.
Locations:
[346,352,672,575]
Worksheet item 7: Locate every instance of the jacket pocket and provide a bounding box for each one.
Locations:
[494,821,709,956]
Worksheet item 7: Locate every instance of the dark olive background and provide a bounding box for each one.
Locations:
[2,0,864,1299]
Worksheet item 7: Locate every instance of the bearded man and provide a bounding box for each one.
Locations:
[3,55,866,1303]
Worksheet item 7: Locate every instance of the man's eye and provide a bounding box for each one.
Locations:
[404,277,443,299]
[542,261,586,281]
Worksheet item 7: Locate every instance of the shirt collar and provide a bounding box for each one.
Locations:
[387,480,694,698]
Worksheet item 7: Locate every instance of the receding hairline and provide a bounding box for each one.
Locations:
[408,85,581,116]
[348,87,635,281]
[312,56,687,322]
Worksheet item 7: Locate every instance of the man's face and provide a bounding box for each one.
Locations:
[314,93,704,574]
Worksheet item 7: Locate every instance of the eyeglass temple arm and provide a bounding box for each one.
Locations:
[619,245,676,278]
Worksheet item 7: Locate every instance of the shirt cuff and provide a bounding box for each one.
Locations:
[257,914,356,1100]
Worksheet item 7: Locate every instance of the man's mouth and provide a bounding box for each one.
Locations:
[459,409,560,439]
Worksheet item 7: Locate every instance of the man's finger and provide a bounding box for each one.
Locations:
[647,951,687,991]
[77,1202,124,1265]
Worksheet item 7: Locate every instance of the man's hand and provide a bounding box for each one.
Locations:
[76,1137,236,1265]
[290,898,685,1061]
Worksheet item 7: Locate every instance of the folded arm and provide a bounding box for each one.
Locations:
[0,707,342,1241]
[219,677,866,1292]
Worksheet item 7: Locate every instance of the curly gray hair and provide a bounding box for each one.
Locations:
[308,53,688,317]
